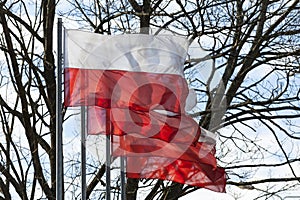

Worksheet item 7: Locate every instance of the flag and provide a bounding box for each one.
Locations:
[87,106,226,192]
[64,29,226,192]
[111,126,226,192]
[64,30,189,114]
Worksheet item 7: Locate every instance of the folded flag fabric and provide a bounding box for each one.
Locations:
[112,132,216,165]
[115,128,226,192]
[126,156,226,193]
[87,107,200,144]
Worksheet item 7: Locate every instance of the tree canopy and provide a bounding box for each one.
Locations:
[0,0,299,199]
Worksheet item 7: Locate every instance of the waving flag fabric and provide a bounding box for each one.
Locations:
[64,29,226,192]
[117,129,226,192]
[112,127,216,161]
[126,156,226,192]
[64,30,189,114]
[87,107,200,143]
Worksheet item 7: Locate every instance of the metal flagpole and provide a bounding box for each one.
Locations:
[81,106,87,200]
[56,17,63,200]
[106,109,111,200]
[120,156,126,200]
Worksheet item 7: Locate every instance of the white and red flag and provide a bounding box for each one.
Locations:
[64,29,226,192]
[64,30,189,113]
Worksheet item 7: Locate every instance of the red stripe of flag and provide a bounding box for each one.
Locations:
[64,68,188,114]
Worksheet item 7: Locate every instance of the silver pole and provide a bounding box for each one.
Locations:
[81,106,87,200]
[106,109,111,200]
[120,156,126,200]
[56,17,63,200]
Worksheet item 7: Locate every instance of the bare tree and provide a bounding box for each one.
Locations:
[0,0,299,199]
[0,0,56,199]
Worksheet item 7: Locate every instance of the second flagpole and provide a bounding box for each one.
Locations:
[106,109,111,200]
[81,106,87,199]
[120,156,126,200]
[56,17,63,200]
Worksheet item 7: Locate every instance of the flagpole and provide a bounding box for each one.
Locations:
[106,109,111,200]
[81,106,87,200]
[120,156,126,200]
[56,17,63,200]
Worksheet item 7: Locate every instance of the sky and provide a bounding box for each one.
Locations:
[1,1,299,199]
[58,14,300,199]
